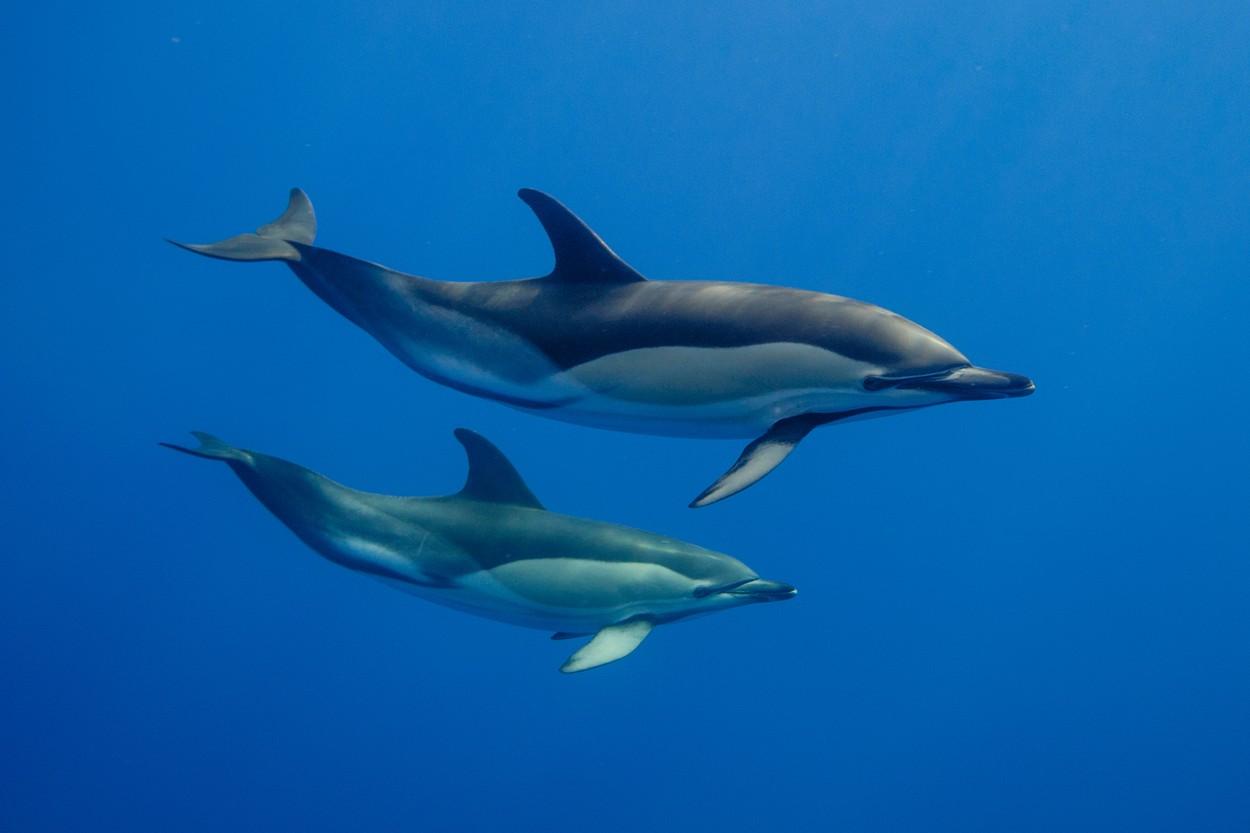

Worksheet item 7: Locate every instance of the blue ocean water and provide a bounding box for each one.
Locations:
[4,2,1249,831]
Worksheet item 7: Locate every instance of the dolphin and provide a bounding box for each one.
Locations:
[161,429,796,673]
[171,189,1034,506]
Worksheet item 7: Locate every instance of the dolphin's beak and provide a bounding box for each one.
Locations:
[727,578,798,602]
[897,365,1035,400]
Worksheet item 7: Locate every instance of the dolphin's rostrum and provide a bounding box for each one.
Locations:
[172,188,1034,506]
[162,429,795,673]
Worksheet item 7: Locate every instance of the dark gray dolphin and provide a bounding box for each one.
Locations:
[162,429,796,673]
[172,189,1034,506]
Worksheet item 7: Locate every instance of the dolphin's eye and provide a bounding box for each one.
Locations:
[863,376,894,391]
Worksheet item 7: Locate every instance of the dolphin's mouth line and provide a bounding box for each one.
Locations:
[698,578,799,601]
[692,578,756,598]
[863,368,961,392]
[867,365,1035,400]
[734,582,799,601]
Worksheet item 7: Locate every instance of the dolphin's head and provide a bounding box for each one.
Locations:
[821,303,1035,412]
[691,577,797,611]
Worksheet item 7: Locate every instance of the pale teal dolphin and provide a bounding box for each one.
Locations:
[171,189,1034,506]
[162,429,796,673]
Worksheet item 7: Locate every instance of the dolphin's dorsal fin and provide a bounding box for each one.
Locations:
[453,428,544,509]
[518,189,646,284]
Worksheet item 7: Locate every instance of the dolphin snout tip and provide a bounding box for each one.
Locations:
[1002,372,1036,398]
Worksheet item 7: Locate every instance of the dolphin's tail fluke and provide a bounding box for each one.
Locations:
[160,432,252,464]
[167,188,316,262]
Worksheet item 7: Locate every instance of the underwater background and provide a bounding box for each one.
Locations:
[5,2,1249,831]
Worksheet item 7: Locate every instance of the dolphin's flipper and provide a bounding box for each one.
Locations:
[550,631,589,640]
[690,416,819,508]
[560,619,655,673]
[517,189,646,284]
[452,428,545,509]
[168,188,316,262]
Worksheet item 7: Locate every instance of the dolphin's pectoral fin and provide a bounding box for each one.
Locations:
[550,631,589,640]
[452,429,545,509]
[689,416,819,508]
[517,189,647,284]
[560,619,655,673]
[168,188,316,263]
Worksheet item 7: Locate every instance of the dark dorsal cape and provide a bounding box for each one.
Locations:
[415,191,949,374]
[288,190,954,375]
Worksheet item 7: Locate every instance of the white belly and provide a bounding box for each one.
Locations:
[544,343,882,437]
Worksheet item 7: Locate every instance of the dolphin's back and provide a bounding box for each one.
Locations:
[436,278,964,374]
